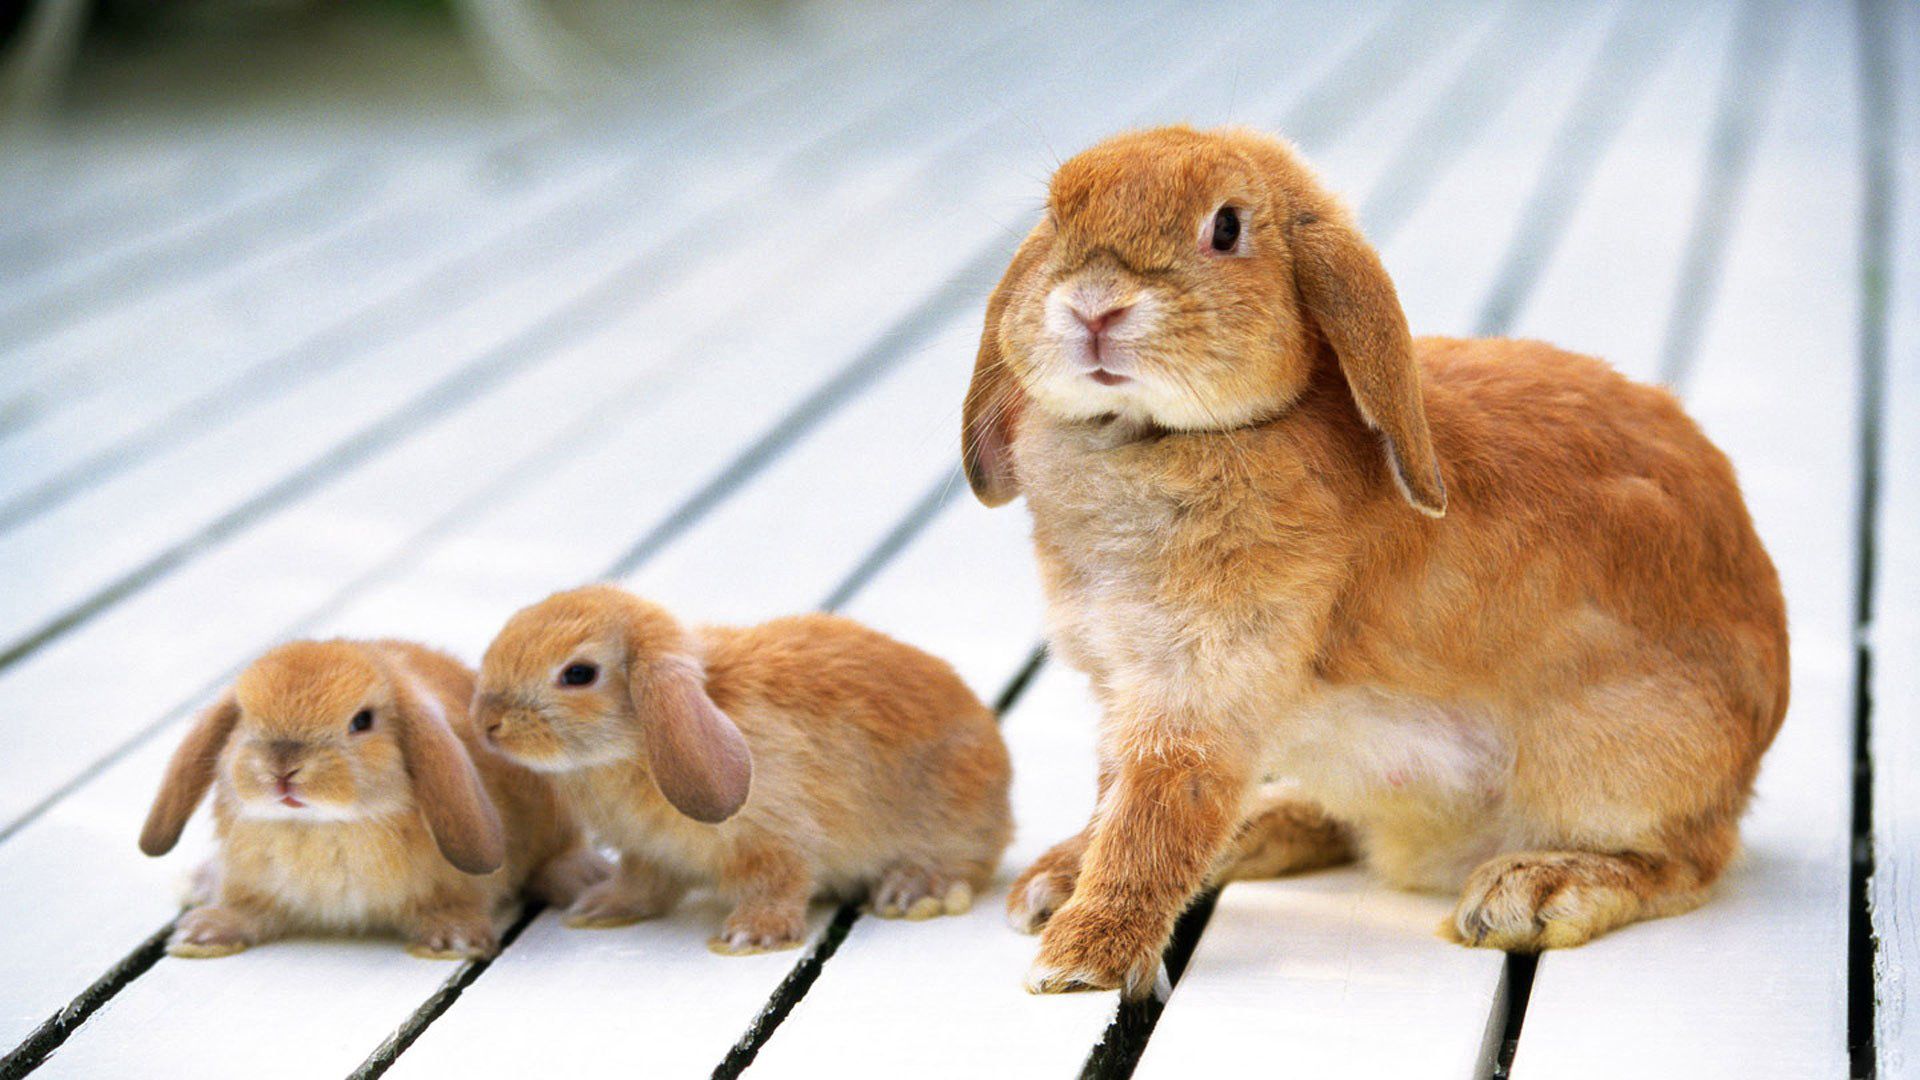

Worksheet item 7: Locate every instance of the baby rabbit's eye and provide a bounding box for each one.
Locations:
[348,709,374,734]
[560,662,599,688]
[1210,207,1242,253]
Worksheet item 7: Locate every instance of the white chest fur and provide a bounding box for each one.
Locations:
[1266,687,1509,812]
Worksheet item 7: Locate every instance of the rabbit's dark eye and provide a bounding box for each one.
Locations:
[560,662,598,687]
[1210,207,1241,252]
[348,709,374,734]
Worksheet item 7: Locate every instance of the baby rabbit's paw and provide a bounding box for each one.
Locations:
[1007,831,1087,934]
[1448,851,1662,951]
[168,906,258,959]
[406,913,498,960]
[870,865,974,920]
[709,907,807,956]
[1025,901,1166,1000]
[531,847,612,909]
[563,875,677,929]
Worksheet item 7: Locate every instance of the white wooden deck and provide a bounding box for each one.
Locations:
[0,0,1913,1076]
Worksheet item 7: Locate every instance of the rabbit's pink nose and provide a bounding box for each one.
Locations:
[1073,303,1131,336]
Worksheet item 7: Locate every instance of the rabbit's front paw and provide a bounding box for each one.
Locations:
[563,874,678,929]
[1025,901,1165,999]
[1007,831,1087,934]
[168,905,258,958]
[406,913,498,960]
[531,846,612,909]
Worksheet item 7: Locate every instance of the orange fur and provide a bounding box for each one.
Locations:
[140,639,602,959]
[475,585,1013,953]
[964,127,1789,996]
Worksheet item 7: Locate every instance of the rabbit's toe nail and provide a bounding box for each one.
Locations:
[905,897,943,920]
[708,927,803,956]
[712,908,807,954]
[1023,959,1134,995]
[408,918,497,960]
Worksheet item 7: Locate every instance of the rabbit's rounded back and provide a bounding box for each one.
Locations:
[704,614,1010,870]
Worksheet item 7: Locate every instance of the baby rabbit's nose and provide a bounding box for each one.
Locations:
[1073,303,1131,336]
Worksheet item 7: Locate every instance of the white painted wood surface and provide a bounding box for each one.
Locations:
[1871,2,1919,1074]
[0,0,1905,1076]
[1514,4,1860,1075]
[0,2,928,442]
[0,2,1014,655]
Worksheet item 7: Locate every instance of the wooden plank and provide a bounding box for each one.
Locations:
[0,156,626,506]
[0,156,377,354]
[0,155,335,303]
[736,666,1110,1079]
[1514,3,1859,1074]
[1388,0,1683,335]
[0,0,925,435]
[0,149,206,274]
[0,0,1045,671]
[1870,3,1920,1072]
[1508,0,1739,379]
[1138,2,1741,1076]
[0,1,942,467]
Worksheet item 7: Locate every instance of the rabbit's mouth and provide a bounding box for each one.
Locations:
[1089,369,1131,386]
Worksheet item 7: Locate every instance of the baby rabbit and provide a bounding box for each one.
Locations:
[139,639,604,959]
[962,126,1789,995]
[474,585,1013,954]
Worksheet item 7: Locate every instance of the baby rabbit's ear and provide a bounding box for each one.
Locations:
[140,690,241,857]
[393,677,506,876]
[963,221,1053,507]
[1290,211,1447,517]
[632,657,751,824]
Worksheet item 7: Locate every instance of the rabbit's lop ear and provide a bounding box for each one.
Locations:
[140,690,241,856]
[1290,211,1447,517]
[633,656,751,824]
[963,222,1053,507]
[393,677,506,876]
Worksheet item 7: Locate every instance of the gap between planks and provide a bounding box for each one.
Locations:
[1849,0,1897,1075]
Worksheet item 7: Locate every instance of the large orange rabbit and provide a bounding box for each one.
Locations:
[962,126,1789,996]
